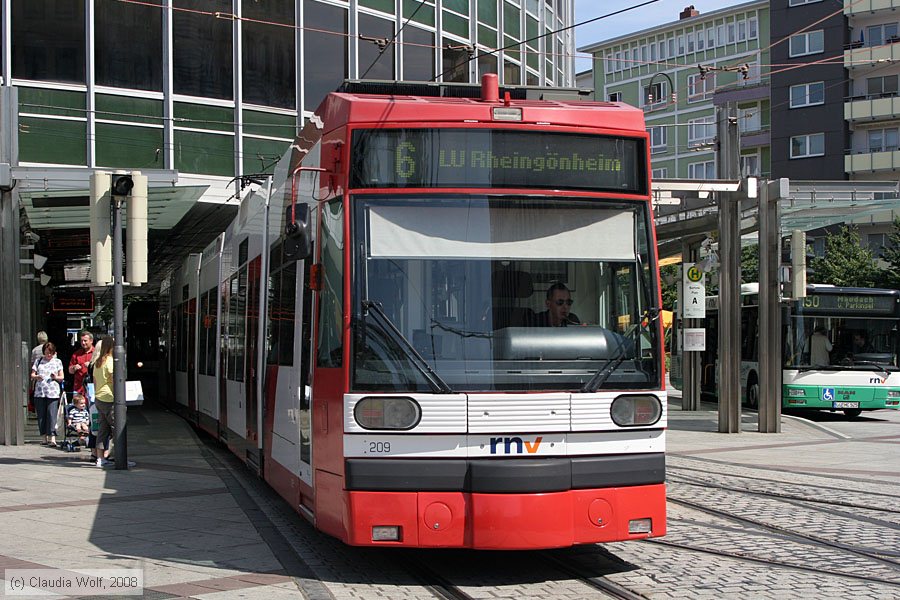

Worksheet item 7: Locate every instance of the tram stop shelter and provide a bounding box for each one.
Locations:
[653,176,900,434]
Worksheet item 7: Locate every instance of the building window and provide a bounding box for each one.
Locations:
[304,0,348,111]
[404,27,435,81]
[443,45,470,83]
[677,35,685,55]
[658,41,666,60]
[865,23,899,47]
[790,133,825,158]
[727,22,735,43]
[707,27,715,48]
[789,0,823,5]
[359,13,395,80]
[652,167,668,178]
[96,0,162,91]
[688,117,715,147]
[867,128,900,153]
[608,92,622,102]
[740,154,760,177]
[866,75,899,98]
[737,20,746,42]
[717,24,725,46]
[738,104,761,133]
[173,0,233,99]
[789,81,825,108]
[668,37,675,57]
[697,29,705,51]
[649,126,667,153]
[687,72,715,101]
[243,0,295,109]
[12,0,86,83]
[687,32,694,54]
[688,161,715,180]
[789,30,824,57]
[643,81,667,107]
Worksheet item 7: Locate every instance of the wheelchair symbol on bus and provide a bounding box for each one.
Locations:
[822,388,835,402]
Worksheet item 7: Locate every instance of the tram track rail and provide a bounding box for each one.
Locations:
[669,474,900,532]
[668,462,900,504]
[646,537,900,588]
[667,495,900,570]
[539,550,647,599]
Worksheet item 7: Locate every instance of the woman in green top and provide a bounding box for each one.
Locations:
[93,336,115,467]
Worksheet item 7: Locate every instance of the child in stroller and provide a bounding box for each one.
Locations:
[64,393,90,451]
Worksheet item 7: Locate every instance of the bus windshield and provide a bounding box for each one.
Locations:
[785,316,900,368]
[351,195,661,392]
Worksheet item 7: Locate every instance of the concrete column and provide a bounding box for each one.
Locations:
[0,85,24,445]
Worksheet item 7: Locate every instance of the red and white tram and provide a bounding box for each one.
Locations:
[165,76,667,549]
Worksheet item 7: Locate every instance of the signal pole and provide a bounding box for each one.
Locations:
[111,174,133,470]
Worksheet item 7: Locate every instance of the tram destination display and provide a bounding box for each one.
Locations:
[350,129,645,193]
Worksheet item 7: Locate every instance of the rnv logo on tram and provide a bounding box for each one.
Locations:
[490,436,544,454]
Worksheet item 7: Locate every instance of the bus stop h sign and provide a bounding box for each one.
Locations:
[682,262,706,318]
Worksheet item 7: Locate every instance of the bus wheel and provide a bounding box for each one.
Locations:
[843,408,862,419]
[747,378,759,409]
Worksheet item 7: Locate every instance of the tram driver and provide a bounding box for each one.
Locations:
[533,282,581,327]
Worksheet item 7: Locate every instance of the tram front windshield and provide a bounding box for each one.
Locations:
[351,195,661,392]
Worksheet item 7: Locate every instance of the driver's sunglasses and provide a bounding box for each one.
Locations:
[554,299,574,306]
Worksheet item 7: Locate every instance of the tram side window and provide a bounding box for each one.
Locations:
[178,302,189,372]
[226,269,248,382]
[198,291,209,376]
[317,199,344,367]
[266,262,297,366]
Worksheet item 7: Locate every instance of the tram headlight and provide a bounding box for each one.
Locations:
[354,396,421,430]
[887,390,900,398]
[610,395,662,427]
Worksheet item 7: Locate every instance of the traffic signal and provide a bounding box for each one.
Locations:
[90,173,112,285]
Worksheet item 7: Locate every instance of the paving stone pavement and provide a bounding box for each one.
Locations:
[0,400,898,599]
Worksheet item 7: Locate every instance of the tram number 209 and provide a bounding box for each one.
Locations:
[368,441,391,454]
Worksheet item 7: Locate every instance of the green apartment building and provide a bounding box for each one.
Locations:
[579,1,770,180]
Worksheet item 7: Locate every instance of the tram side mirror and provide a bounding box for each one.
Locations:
[285,203,312,259]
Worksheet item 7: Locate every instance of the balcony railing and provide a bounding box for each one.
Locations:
[845,147,900,173]
[844,94,900,122]
[846,0,900,16]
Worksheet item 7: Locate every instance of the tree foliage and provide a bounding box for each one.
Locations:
[808,225,879,287]
[660,265,678,310]
[878,217,900,289]
[741,243,758,284]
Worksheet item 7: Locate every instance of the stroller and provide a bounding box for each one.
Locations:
[59,390,89,453]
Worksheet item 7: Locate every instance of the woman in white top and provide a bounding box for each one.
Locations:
[30,342,65,446]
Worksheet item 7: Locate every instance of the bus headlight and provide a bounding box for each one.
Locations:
[787,388,806,397]
[610,395,662,427]
[354,397,421,430]
[887,390,900,398]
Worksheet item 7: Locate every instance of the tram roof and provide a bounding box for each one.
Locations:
[318,82,647,133]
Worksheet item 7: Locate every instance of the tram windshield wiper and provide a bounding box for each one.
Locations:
[362,300,453,394]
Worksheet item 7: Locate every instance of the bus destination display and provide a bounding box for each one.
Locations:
[801,293,898,315]
[350,129,644,193]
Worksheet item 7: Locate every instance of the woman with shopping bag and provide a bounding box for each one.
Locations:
[30,342,65,447]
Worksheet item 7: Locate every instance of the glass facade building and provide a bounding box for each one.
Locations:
[0,0,574,178]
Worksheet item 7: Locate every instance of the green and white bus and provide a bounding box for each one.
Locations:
[670,284,900,418]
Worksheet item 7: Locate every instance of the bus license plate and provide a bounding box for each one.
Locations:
[833,401,859,409]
